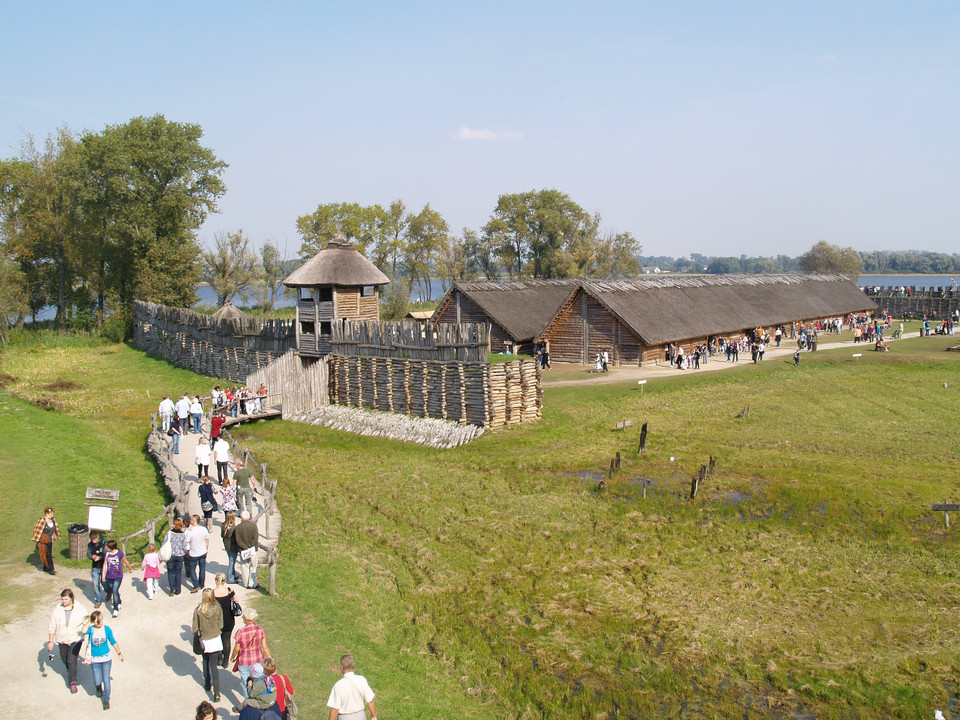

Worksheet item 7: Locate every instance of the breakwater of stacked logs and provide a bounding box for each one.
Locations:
[134,301,296,382]
[328,355,542,428]
[330,320,490,362]
[862,285,959,320]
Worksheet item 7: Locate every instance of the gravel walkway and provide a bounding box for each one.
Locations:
[5,423,269,719]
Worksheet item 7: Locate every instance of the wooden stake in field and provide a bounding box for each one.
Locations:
[638,422,648,454]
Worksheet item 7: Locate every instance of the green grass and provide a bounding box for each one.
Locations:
[2,328,959,718]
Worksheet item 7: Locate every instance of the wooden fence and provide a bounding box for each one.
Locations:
[134,301,295,382]
[330,320,490,362]
[245,349,329,418]
[328,356,541,428]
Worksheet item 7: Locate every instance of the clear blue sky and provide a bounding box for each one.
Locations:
[2,1,957,259]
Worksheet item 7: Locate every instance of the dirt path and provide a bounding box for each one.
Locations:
[541,331,920,388]
[5,421,270,718]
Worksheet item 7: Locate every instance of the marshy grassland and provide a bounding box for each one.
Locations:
[1,327,958,718]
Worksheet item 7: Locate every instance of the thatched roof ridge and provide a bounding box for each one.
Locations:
[284,240,390,288]
[579,274,875,345]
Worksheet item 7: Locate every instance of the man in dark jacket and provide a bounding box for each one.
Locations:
[234,511,260,590]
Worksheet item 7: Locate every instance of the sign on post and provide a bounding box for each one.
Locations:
[86,488,120,531]
[932,501,960,528]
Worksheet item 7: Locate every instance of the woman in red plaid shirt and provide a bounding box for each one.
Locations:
[33,507,60,574]
[229,607,271,697]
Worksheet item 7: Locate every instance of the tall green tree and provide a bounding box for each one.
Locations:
[405,204,449,301]
[798,241,863,278]
[103,115,227,310]
[203,230,261,306]
[296,202,389,258]
[482,189,640,279]
[259,241,289,311]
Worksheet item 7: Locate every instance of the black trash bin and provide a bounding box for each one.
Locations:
[68,523,89,561]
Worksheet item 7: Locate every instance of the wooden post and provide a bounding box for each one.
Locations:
[639,422,648,454]
[709,455,716,478]
[616,451,621,470]
[609,458,616,478]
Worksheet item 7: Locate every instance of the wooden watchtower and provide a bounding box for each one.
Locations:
[283,239,390,357]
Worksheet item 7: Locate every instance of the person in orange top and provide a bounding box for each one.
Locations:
[33,506,61,574]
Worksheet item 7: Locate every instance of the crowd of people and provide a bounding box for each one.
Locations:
[37,383,380,717]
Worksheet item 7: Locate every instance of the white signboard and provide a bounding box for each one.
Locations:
[87,505,115,532]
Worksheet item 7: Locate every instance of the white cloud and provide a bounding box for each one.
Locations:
[816,53,839,64]
[455,126,522,141]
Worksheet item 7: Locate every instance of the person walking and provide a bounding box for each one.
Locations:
[221,512,239,585]
[192,588,224,702]
[163,517,187,595]
[264,656,296,720]
[170,415,183,455]
[232,663,277,718]
[230,608,271,697]
[184,514,211,593]
[198,476,220,532]
[81,609,124,710]
[326,654,377,720]
[212,572,238,669]
[101,539,133,618]
[141,542,161,600]
[158,394,175,433]
[33,506,60,574]
[234,511,260,590]
[47,588,88,695]
[195,701,217,720]
[232,461,258,515]
[196,439,212,480]
[190,395,204,434]
[213,435,231,483]
[87,530,107,608]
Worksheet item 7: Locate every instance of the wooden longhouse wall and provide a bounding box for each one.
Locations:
[546,289,646,365]
[434,291,513,354]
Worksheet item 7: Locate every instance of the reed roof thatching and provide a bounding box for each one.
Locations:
[284,240,390,288]
[441,274,875,346]
[435,279,578,342]
[577,274,876,345]
[210,302,252,322]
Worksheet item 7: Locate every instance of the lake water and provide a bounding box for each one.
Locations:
[26,275,957,323]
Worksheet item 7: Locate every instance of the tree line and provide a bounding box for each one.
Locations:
[0,116,226,335]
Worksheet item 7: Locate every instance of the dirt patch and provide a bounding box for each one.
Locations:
[0,371,18,388]
[33,396,66,412]
[42,376,83,391]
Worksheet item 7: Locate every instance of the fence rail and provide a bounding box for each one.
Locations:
[330,320,490,362]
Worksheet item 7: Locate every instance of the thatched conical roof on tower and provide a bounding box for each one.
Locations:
[283,240,389,288]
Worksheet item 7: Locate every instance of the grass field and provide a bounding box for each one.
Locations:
[1,327,959,718]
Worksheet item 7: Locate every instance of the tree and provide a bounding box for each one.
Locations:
[259,241,289,311]
[798,241,863,278]
[405,204,449,301]
[0,254,28,345]
[203,230,261,307]
[296,202,389,258]
[370,200,410,278]
[482,189,640,279]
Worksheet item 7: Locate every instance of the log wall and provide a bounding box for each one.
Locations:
[328,356,541,428]
[245,349,329,418]
[133,301,295,382]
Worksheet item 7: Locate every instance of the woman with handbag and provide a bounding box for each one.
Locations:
[81,609,124,710]
[192,588,224,702]
[198,475,220,532]
[212,572,239,669]
[263,656,297,720]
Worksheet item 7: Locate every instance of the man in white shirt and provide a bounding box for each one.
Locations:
[213,436,231,483]
[327,654,377,720]
[183,514,210,593]
[158,395,175,433]
[175,394,191,428]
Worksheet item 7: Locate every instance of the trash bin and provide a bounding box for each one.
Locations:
[68,523,89,561]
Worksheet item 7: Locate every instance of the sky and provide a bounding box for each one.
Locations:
[2,1,958,259]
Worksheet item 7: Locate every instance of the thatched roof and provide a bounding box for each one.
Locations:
[210,302,252,322]
[440,274,876,346]
[405,310,434,321]
[435,279,578,342]
[284,240,390,288]
[576,274,876,344]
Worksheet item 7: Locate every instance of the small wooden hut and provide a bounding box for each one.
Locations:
[283,240,390,357]
[210,302,252,322]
